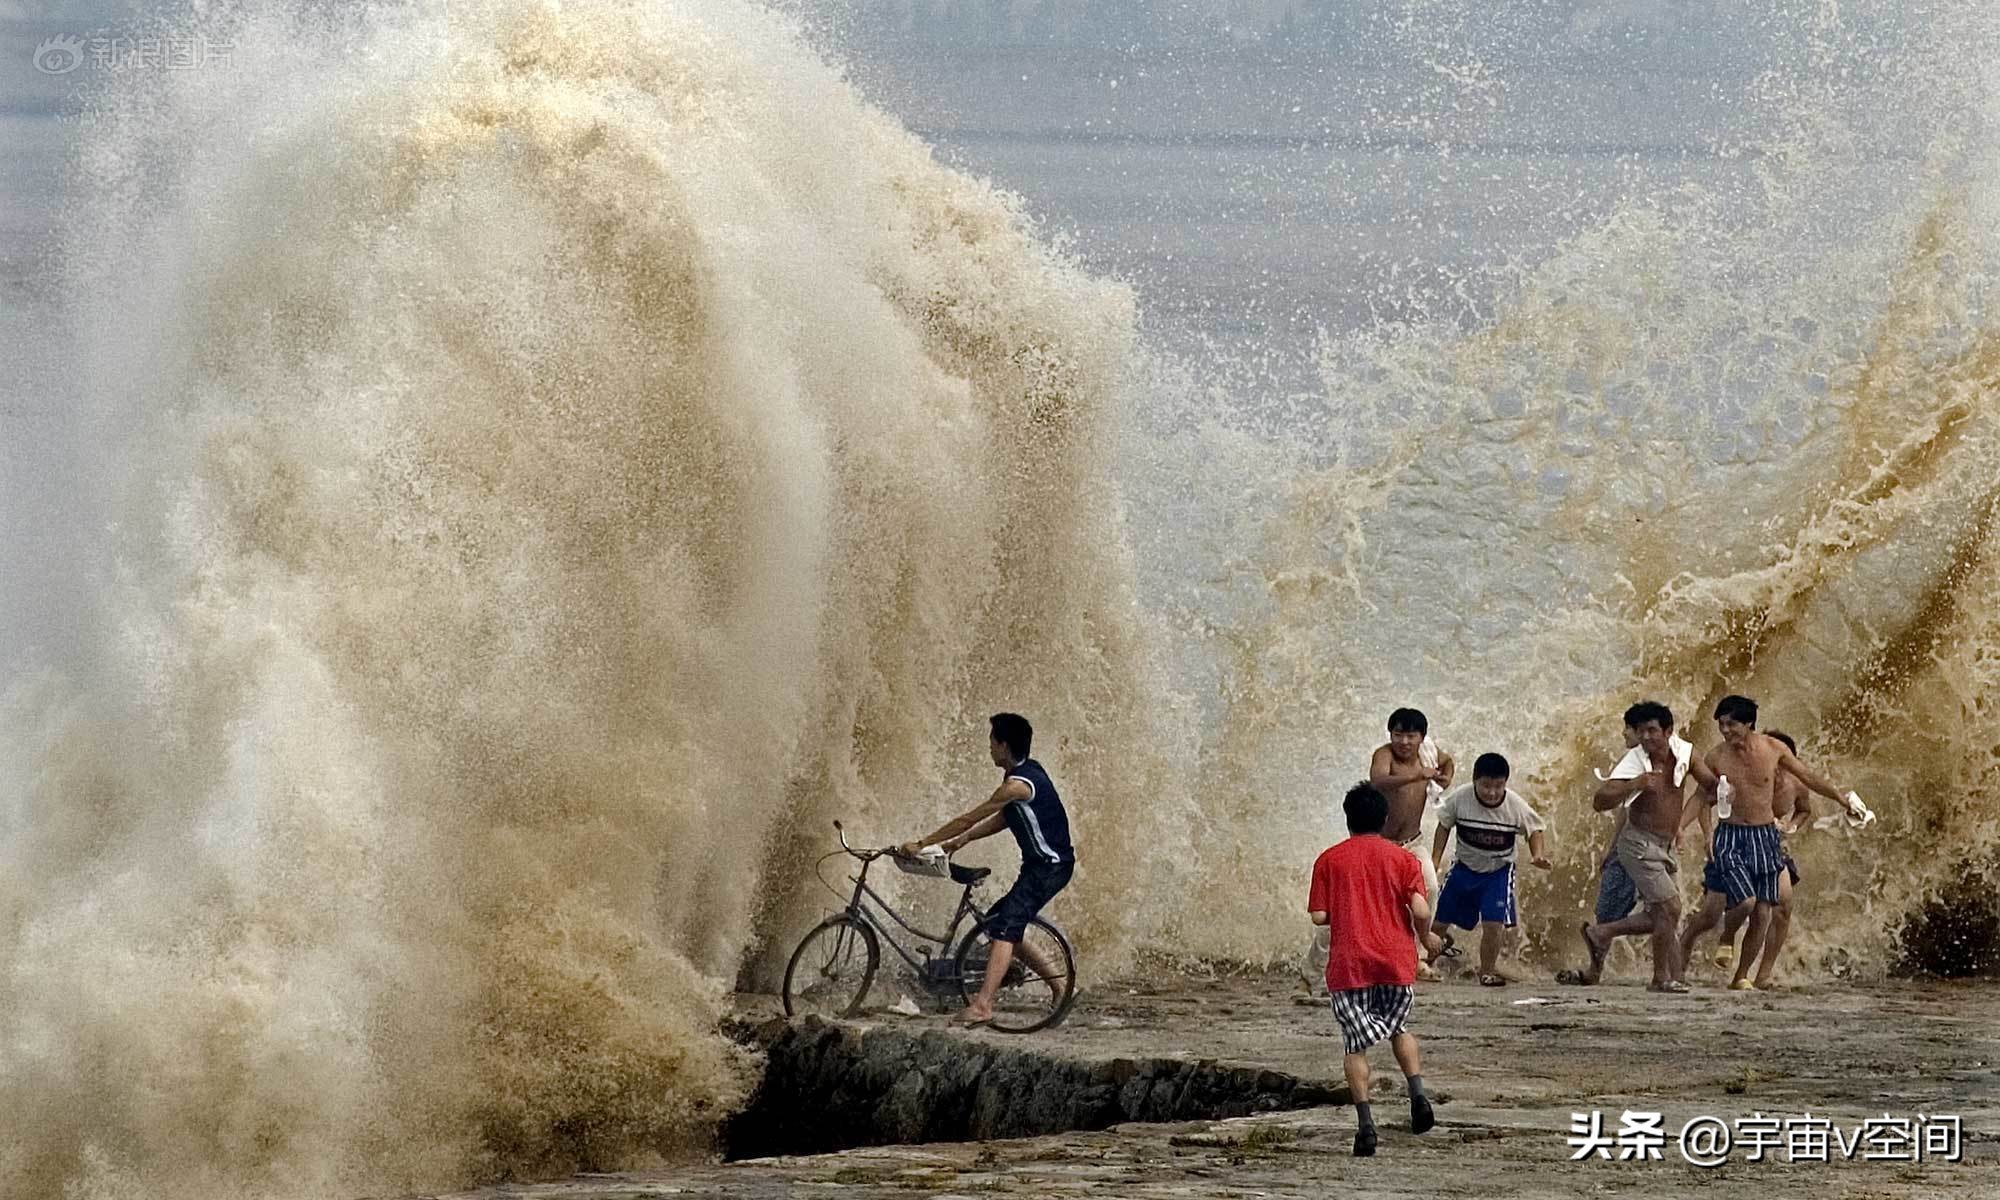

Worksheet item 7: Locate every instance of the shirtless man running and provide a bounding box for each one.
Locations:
[1711,730,1811,987]
[1555,727,1642,987]
[1361,708,1454,981]
[1677,696,1855,991]
[1369,707,1455,907]
[1580,701,1716,993]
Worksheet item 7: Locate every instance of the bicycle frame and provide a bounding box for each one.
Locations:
[838,855,986,977]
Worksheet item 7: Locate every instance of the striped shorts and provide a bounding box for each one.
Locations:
[1328,984,1415,1055]
[1702,822,1784,908]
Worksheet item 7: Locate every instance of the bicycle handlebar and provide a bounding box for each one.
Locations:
[832,819,891,861]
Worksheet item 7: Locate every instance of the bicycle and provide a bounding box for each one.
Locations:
[781,820,1077,1033]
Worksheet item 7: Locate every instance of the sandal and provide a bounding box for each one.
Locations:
[1479,973,1506,988]
[1553,968,1594,987]
[1437,931,1464,960]
[1647,980,1692,994]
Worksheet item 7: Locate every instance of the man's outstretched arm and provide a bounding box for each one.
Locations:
[942,813,1007,851]
[1779,749,1848,804]
[902,778,1029,854]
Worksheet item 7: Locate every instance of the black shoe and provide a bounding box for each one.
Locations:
[1411,1095,1436,1135]
[1353,1126,1377,1157]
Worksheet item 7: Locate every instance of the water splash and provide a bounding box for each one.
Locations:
[2,0,1183,1194]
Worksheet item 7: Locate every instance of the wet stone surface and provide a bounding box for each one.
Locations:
[433,970,2000,1200]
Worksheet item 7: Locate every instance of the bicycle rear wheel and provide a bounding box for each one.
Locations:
[953,915,1076,1033]
[783,915,879,1019]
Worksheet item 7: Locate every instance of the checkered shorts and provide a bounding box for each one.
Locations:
[1328,984,1414,1054]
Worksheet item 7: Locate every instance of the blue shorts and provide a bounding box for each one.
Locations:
[1435,863,1517,931]
[984,860,1073,942]
[1702,823,1784,908]
[1595,856,1638,923]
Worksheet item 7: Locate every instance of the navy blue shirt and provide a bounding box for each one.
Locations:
[1002,758,1075,868]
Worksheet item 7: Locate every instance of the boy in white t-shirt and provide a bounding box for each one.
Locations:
[1426,753,1550,986]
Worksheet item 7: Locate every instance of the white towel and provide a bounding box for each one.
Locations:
[895,844,952,877]
[1420,735,1445,809]
[1595,733,1695,806]
[1813,791,1876,832]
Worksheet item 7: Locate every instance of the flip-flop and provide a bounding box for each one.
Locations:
[1553,969,1595,987]
[1728,978,1757,992]
[1648,980,1692,994]
[1479,974,1507,988]
[952,1011,994,1028]
[1437,932,1464,960]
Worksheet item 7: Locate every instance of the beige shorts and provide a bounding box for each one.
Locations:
[1614,824,1680,906]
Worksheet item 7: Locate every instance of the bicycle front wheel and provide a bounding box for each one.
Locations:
[953,915,1077,1033]
[783,915,880,1019]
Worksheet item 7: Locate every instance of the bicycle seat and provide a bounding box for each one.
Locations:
[950,863,991,886]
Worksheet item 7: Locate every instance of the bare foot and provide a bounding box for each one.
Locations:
[1580,923,1610,974]
[952,1005,995,1027]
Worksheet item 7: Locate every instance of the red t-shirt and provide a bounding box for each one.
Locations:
[1308,834,1424,991]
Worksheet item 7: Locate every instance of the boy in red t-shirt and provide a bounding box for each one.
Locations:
[1308,782,1441,1156]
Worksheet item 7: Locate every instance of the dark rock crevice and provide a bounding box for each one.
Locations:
[720,1016,1347,1160]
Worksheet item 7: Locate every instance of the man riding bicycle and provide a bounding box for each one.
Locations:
[900,712,1075,1027]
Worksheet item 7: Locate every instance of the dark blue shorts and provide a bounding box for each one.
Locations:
[1703,822,1784,908]
[985,860,1073,942]
[1435,863,1517,931]
[1595,857,1638,924]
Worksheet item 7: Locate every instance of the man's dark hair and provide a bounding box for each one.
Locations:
[1768,729,1797,753]
[1473,752,1510,780]
[1623,700,1674,730]
[1344,782,1389,835]
[1714,695,1759,726]
[1386,707,1428,735]
[990,712,1033,761]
